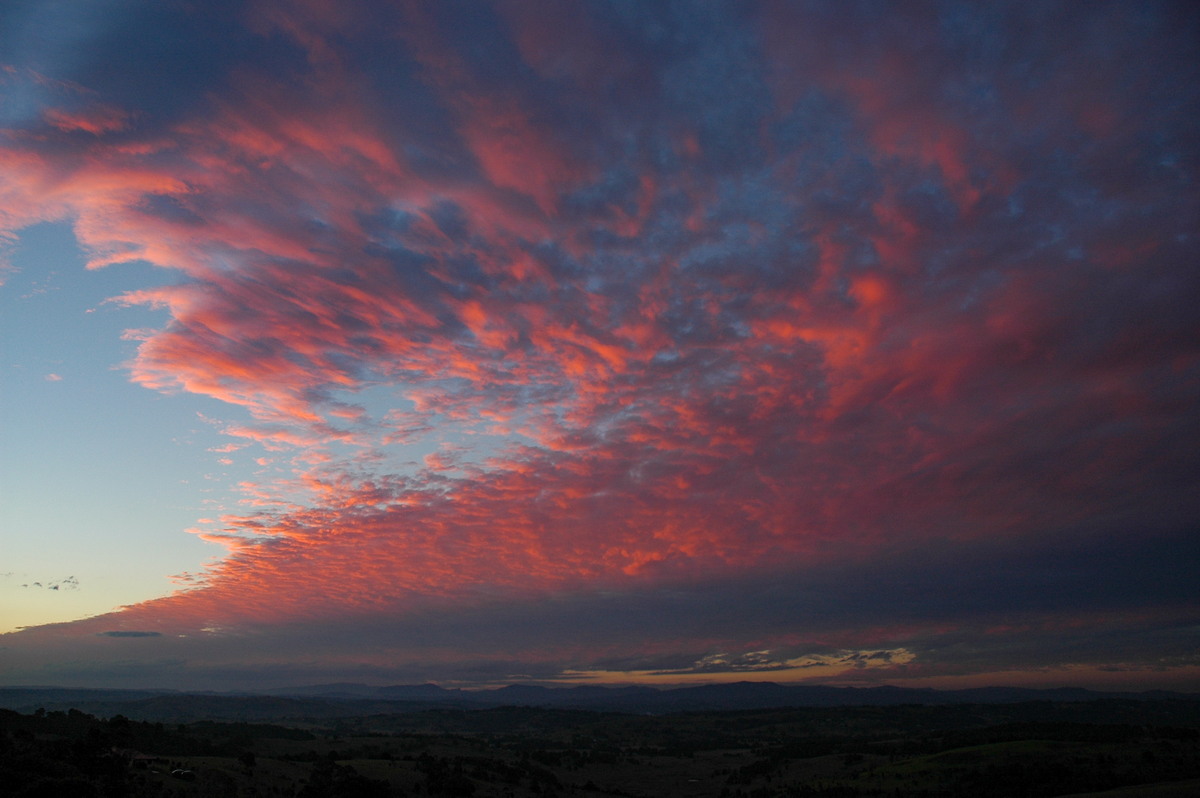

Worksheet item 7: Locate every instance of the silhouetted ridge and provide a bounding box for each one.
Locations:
[2,683,1197,720]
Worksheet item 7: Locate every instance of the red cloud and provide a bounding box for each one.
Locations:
[1,1,1195,689]
[42,104,131,135]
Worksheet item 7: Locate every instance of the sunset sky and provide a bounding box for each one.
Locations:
[1,1,1198,692]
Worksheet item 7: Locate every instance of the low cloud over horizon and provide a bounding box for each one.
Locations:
[1,0,1198,692]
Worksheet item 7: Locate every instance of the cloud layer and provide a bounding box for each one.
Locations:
[2,0,1198,689]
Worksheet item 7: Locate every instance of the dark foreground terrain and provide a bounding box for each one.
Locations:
[3,697,1200,797]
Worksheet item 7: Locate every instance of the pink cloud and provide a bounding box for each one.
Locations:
[0,1,1195,689]
[42,104,132,135]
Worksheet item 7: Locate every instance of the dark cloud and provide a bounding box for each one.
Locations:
[20,576,78,591]
[97,631,161,638]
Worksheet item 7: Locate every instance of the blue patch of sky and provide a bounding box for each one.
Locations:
[0,222,242,628]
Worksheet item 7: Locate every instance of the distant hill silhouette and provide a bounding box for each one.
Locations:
[2,681,1197,722]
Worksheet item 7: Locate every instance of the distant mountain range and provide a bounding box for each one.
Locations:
[263,680,1198,711]
[1,681,1196,722]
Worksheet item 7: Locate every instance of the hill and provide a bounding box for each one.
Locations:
[2,681,1196,721]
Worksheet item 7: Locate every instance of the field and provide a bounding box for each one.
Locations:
[4,699,1200,796]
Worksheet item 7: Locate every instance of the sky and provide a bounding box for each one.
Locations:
[1,0,1198,693]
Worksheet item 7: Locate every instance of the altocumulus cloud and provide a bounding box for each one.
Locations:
[0,0,1197,691]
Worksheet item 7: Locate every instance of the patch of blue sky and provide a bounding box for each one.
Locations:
[0,222,237,629]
